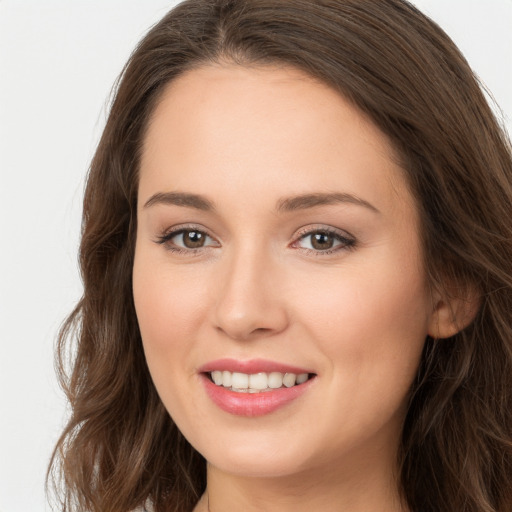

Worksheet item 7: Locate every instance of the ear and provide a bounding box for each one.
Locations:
[427,284,480,339]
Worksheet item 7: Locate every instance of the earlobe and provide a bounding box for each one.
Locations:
[427,285,481,339]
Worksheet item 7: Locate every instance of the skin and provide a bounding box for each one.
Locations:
[133,64,458,512]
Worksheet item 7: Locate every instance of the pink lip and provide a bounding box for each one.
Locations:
[198,358,316,417]
[198,358,313,375]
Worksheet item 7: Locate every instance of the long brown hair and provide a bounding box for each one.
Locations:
[48,1,512,511]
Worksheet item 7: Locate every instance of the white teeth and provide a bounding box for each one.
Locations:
[248,372,268,390]
[231,372,249,389]
[212,370,223,385]
[210,370,311,392]
[296,373,309,384]
[268,372,283,389]
[222,370,232,387]
[282,373,297,387]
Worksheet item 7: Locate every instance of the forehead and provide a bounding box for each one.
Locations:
[139,64,413,217]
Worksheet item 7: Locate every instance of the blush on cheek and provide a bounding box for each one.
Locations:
[134,262,211,358]
[297,257,428,364]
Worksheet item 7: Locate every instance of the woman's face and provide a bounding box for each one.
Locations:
[133,64,434,479]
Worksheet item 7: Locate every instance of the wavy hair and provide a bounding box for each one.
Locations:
[48,1,512,511]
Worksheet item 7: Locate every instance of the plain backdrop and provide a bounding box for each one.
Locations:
[0,1,511,511]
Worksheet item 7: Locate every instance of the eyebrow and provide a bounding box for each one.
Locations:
[143,191,379,214]
[276,192,380,214]
[143,191,215,211]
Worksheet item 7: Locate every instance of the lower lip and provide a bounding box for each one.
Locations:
[201,374,315,417]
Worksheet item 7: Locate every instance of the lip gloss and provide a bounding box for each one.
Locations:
[198,359,316,417]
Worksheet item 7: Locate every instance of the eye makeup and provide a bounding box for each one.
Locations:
[154,222,356,257]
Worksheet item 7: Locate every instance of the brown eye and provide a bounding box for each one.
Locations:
[310,232,335,250]
[295,228,355,253]
[181,230,206,248]
[157,228,218,251]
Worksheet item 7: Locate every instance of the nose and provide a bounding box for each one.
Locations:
[213,245,289,341]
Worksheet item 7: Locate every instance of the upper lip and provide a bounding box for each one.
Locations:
[198,358,314,375]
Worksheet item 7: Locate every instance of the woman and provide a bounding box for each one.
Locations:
[48,1,512,511]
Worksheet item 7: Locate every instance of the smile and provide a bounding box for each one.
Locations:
[199,359,317,417]
[209,370,311,392]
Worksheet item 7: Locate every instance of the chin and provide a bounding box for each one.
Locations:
[185,425,322,478]
[208,450,313,479]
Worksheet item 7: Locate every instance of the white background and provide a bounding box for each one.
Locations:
[0,1,511,511]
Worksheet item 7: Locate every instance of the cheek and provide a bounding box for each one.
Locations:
[285,258,430,456]
[132,247,211,370]
[294,252,430,385]
[132,249,213,427]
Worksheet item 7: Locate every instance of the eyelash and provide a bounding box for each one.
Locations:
[292,226,356,256]
[155,224,356,256]
[155,225,218,255]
